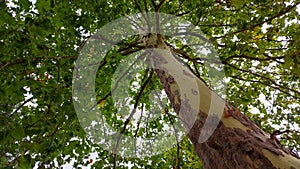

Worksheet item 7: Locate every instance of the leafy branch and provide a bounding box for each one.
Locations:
[211,2,300,40]
[223,61,300,97]
[10,96,34,117]
[113,69,153,169]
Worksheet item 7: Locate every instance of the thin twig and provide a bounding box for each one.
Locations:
[153,90,181,168]
[225,54,285,62]
[224,61,300,96]
[211,2,300,40]
[92,52,148,110]
[230,75,299,99]
[10,97,34,117]
[113,70,153,169]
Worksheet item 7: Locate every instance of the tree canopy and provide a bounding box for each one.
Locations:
[1,0,299,168]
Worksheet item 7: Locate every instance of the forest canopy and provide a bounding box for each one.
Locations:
[0,0,300,168]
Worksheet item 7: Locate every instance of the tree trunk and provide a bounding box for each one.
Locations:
[147,34,300,169]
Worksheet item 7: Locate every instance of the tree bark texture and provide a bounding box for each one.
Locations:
[146,34,300,169]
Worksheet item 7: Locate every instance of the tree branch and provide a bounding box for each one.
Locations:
[225,54,285,62]
[230,75,299,99]
[150,0,157,9]
[212,2,300,40]
[156,0,166,12]
[0,56,78,70]
[92,52,147,110]
[113,70,153,169]
[225,62,300,97]
[10,97,34,117]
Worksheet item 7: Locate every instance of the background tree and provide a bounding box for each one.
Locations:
[1,0,299,168]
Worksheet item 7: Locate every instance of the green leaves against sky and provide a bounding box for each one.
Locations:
[0,0,299,168]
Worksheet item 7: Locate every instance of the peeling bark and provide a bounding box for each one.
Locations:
[146,34,300,169]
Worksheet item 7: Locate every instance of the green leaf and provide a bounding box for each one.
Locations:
[11,125,25,140]
[36,0,51,13]
[0,10,16,26]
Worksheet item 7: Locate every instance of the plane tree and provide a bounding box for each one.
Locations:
[1,0,299,168]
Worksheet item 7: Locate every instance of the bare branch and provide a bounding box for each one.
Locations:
[10,97,34,117]
[225,54,285,62]
[150,0,157,9]
[156,0,166,12]
[143,0,149,12]
[91,35,116,45]
[134,0,145,14]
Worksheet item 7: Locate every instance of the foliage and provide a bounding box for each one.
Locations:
[1,0,299,168]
